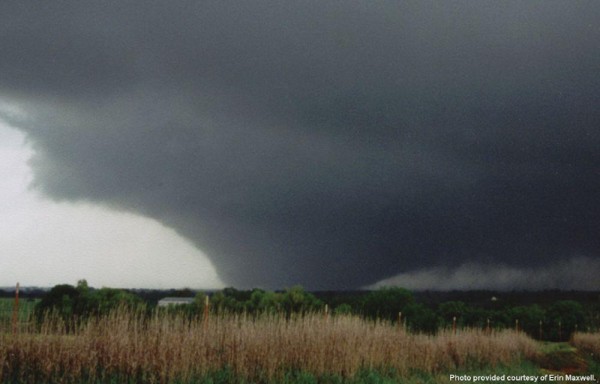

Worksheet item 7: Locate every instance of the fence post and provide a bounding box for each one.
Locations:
[203,295,209,330]
[486,318,491,335]
[12,282,20,335]
[324,304,329,321]
[452,316,457,335]
[515,319,519,333]
[539,320,543,340]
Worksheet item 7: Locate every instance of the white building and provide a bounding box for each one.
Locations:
[157,297,195,307]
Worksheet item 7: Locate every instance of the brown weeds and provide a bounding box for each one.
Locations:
[0,309,539,383]
[571,332,600,359]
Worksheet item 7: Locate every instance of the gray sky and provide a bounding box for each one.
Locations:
[1,1,599,290]
[0,118,225,289]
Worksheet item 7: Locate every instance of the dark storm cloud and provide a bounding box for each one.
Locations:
[2,1,599,289]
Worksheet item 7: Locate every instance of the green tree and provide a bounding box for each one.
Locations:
[35,282,145,329]
[247,289,282,314]
[210,290,242,314]
[282,285,322,314]
[438,301,469,328]
[194,292,208,309]
[222,287,252,302]
[333,303,353,316]
[362,287,414,322]
[437,301,490,329]
[93,288,144,315]
[508,305,545,338]
[546,300,585,341]
[405,303,439,333]
[35,284,80,323]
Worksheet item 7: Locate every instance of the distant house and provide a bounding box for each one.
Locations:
[157,297,195,307]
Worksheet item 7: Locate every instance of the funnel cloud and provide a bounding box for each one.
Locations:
[1,1,599,289]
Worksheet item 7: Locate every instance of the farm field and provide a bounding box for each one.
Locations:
[1,309,599,383]
[0,297,38,332]
[1,284,599,383]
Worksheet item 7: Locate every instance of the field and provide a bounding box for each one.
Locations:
[0,297,38,332]
[1,290,600,383]
[2,307,598,384]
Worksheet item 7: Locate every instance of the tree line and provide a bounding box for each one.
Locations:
[33,281,599,341]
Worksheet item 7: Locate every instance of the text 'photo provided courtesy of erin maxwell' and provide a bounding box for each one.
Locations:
[449,374,597,383]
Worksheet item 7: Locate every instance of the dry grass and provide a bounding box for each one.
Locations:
[0,310,539,383]
[571,332,600,359]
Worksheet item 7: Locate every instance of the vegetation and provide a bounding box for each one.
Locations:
[19,282,599,341]
[0,298,38,332]
[1,282,599,382]
[572,332,600,360]
[208,285,323,317]
[1,308,539,383]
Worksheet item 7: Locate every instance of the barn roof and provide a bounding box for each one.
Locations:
[158,297,195,305]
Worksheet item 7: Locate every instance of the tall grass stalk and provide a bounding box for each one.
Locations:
[571,332,600,359]
[0,309,539,383]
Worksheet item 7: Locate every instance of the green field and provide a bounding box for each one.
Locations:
[0,297,38,331]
